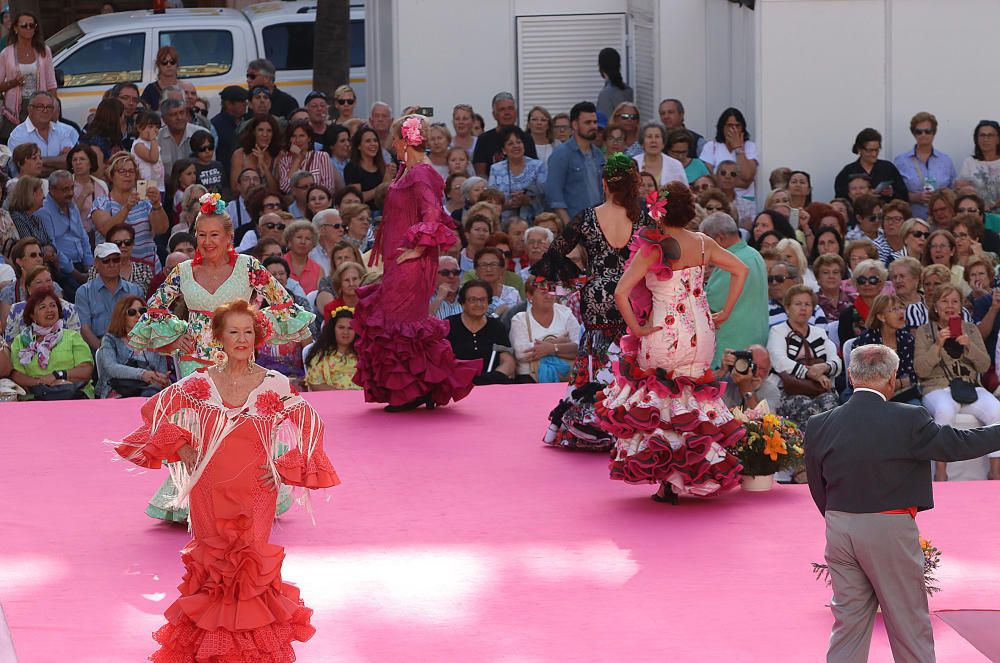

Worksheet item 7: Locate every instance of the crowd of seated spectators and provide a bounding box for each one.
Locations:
[0,27,999,482]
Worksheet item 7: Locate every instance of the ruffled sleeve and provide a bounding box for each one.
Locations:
[128,265,188,351]
[247,255,315,344]
[114,385,191,468]
[625,228,678,325]
[274,398,340,489]
[404,164,457,252]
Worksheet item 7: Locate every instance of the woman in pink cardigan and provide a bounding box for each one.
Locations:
[0,11,57,124]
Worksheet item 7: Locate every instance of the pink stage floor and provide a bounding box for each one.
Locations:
[3,383,1000,662]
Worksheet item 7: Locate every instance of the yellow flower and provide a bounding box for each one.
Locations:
[763,414,780,431]
[763,431,787,461]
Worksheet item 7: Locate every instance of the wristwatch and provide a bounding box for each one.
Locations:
[53,370,67,380]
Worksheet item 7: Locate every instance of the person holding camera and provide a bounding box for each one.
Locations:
[914,283,1000,481]
[718,344,780,410]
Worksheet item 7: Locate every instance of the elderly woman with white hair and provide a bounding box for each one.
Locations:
[309,208,345,276]
[430,255,463,319]
[283,219,324,295]
[776,237,818,291]
[838,258,889,347]
[451,176,487,223]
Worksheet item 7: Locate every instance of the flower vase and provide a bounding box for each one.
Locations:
[741,474,775,492]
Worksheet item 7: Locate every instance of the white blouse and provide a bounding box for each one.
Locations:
[509,303,581,376]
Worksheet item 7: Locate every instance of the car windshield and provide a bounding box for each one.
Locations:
[47,22,85,57]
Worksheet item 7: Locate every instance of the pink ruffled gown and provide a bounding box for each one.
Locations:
[352,163,480,405]
[597,229,744,497]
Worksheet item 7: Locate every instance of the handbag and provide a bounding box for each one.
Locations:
[109,377,149,398]
[523,311,569,383]
[777,330,827,397]
[30,381,89,400]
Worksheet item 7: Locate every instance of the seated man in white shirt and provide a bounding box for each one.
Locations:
[7,91,79,176]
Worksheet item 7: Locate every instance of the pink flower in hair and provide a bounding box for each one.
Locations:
[646,190,667,222]
[401,117,423,146]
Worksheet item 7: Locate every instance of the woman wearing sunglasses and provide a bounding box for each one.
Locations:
[838,259,889,348]
[610,102,641,156]
[139,46,180,114]
[189,130,226,198]
[95,295,169,398]
[892,112,957,219]
[332,84,357,122]
[0,10,56,127]
[700,108,760,209]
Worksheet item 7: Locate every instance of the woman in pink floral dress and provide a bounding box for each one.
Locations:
[597,182,749,503]
[115,299,338,661]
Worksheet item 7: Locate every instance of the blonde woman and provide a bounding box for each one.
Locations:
[526,105,555,165]
[451,103,477,156]
[776,237,817,291]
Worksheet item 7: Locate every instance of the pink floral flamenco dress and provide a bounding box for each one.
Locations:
[352,162,480,407]
[596,229,744,497]
[114,370,339,661]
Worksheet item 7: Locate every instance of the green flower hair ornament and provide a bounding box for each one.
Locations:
[603,152,633,181]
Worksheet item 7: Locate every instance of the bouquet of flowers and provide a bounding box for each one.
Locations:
[730,401,804,476]
[813,537,942,596]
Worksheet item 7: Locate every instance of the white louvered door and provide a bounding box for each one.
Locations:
[631,15,655,123]
[515,13,628,121]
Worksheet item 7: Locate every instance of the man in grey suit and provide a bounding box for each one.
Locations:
[805,343,1000,663]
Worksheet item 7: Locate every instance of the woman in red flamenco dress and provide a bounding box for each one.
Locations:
[352,115,480,411]
[597,182,749,503]
[115,299,339,661]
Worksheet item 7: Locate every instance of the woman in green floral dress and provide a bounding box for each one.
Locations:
[128,193,314,522]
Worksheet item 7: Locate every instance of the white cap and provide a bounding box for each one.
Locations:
[94,242,122,259]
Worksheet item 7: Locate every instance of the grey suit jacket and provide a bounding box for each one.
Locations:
[804,390,1000,515]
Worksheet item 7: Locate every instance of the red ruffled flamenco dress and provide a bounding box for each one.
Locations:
[115,371,339,661]
[352,162,480,406]
[596,229,744,497]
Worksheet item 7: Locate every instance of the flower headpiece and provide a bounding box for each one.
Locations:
[401,116,424,146]
[330,305,355,318]
[199,192,227,216]
[603,152,633,182]
[646,187,669,222]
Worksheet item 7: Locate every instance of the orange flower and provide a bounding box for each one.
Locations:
[763,430,787,461]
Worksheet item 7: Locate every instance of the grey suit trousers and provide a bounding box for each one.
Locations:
[824,511,934,663]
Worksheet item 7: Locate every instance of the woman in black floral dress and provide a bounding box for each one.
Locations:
[542,154,652,450]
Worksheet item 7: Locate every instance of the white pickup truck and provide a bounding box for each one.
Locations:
[47,1,366,125]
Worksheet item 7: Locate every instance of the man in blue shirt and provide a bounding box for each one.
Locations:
[8,91,79,176]
[74,243,144,350]
[36,170,91,301]
[544,101,605,226]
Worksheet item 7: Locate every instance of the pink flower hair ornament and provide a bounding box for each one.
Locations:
[646,188,668,222]
[401,116,424,146]
[199,192,227,216]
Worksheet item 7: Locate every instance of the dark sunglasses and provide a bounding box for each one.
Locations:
[767,275,789,284]
[619,113,639,120]
[262,202,282,210]
[322,223,344,231]
[855,275,882,285]
[336,98,356,106]
[160,59,177,66]
[719,170,738,177]
[100,256,122,264]
[195,144,215,152]
[909,230,931,239]
[24,251,42,258]
[263,222,287,231]
[912,128,934,136]
[112,238,134,247]
[126,307,148,317]
[194,108,208,117]
[438,269,461,277]
[18,22,36,29]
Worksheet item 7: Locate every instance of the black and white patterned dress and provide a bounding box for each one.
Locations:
[543,207,651,450]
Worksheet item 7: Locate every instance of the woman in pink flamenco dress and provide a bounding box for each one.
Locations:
[353,115,480,410]
[114,299,339,661]
[597,182,749,503]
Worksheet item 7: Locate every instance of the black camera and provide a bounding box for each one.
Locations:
[732,350,755,375]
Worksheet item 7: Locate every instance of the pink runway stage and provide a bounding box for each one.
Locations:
[3,383,1000,662]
